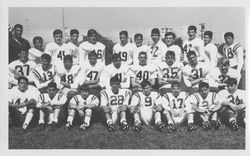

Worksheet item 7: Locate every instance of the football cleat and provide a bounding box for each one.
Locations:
[202,121,211,130]
[133,121,142,132]
[120,121,129,131]
[78,123,89,131]
[108,123,116,132]
[230,120,239,131]
[49,122,58,132]
[65,123,73,131]
[167,124,177,133]
[187,123,197,132]
[211,120,220,130]
[155,122,165,132]
[37,123,46,131]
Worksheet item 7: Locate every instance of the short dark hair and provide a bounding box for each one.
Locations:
[141,80,152,88]
[171,81,180,88]
[151,28,160,35]
[70,29,79,36]
[224,32,234,39]
[187,51,197,58]
[219,57,230,66]
[63,55,73,62]
[53,29,63,36]
[166,50,175,58]
[165,32,176,39]
[14,24,23,30]
[78,84,90,92]
[134,33,143,39]
[188,25,197,33]
[47,82,57,89]
[112,53,121,61]
[226,78,237,86]
[139,51,147,57]
[88,50,98,58]
[32,36,43,44]
[87,29,97,37]
[199,81,209,89]
[17,76,29,84]
[204,31,213,38]
[41,53,52,63]
[110,74,121,84]
[119,31,128,37]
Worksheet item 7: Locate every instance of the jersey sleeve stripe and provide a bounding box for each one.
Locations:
[91,95,97,102]
[233,44,240,52]
[58,93,64,101]
[32,69,42,79]
[73,96,79,104]
[101,90,109,102]
[163,94,169,102]
[194,94,200,103]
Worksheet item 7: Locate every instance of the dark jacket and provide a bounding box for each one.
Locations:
[9,37,31,63]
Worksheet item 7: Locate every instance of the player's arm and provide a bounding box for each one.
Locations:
[129,93,140,114]
[85,95,99,109]
[8,65,18,85]
[31,70,54,89]
[236,46,244,73]
[120,67,131,89]
[100,91,111,113]
[210,46,218,68]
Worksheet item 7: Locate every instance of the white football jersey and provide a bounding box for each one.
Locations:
[223,42,244,70]
[113,42,136,65]
[188,92,217,110]
[37,92,67,108]
[55,64,81,89]
[100,88,131,110]
[9,85,40,114]
[31,64,56,89]
[79,41,106,66]
[100,63,130,89]
[28,48,43,63]
[215,89,246,107]
[130,91,162,109]
[132,44,150,65]
[206,67,241,88]
[149,40,167,65]
[204,43,218,68]
[64,42,79,65]
[164,45,182,63]
[182,62,211,87]
[69,94,99,109]
[9,60,36,85]
[129,63,157,83]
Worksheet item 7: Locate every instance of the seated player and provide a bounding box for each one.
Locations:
[182,51,210,93]
[55,55,81,98]
[36,82,67,131]
[65,84,99,131]
[206,57,241,91]
[9,50,36,88]
[161,82,192,133]
[31,54,56,93]
[100,53,130,89]
[187,81,221,130]
[216,78,246,131]
[129,51,157,91]
[129,80,165,132]
[28,36,44,64]
[100,75,131,132]
[9,76,40,132]
[157,50,183,92]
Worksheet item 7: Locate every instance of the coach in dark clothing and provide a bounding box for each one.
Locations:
[9,24,31,63]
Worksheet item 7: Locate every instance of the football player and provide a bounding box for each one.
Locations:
[203,31,218,68]
[157,50,183,92]
[79,29,106,66]
[216,78,246,131]
[129,80,165,132]
[9,50,36,88]
[100,75,131,132]
[161,82,195,133]
[36,82,67,131]
[164,32,182,63]
[132,33,150,65]
[187,81,221,130]
[9,76,40,132]
[222,32,244,73]
[206,57,241,90]
[65,84,99,131]
[182,25,208,64]
[129,51,157,90]
[113,30,136,65]
[100,53,130,89]
[31,54,56,93]
[28,36,44,64]
[182,51,211,93]
[149,28,168,65]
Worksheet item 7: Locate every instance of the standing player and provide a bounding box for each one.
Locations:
[65,29,80,65]
[36,82,67,131]
[203,31,218,68]
[65,85,99,131]
[79,29,106,66]
[132,33,150,65]
[164,32,182,63]
[100,75,132,131]
[157,51,183,92]
[28,36,44,64]
[100,54,130,89]
[9,50,36,88]
[206,57,241,90]
[222,32,244,73]
[9,76,40,132]
[216,78,246,131]
[129,51,158,90]
[182,25,208,64]
[113,31,136,65]
[187,81,221,130]
[129,80,165,132]
[149,28,168,65]
[31,54,56,93]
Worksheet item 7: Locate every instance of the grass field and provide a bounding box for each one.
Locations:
[9,122,245,149]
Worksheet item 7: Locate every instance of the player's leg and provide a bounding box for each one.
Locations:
[50,106,61,131]
[154,110,165,132]
[130,106,142,131]
[119,106,129,131]
[186,112,197,132]
[198,113,211,130]
[37,109,46,131]
[139,107,153,126]
[210,112,221,130]
[221,108,238,131]
[103,106,116,132]
[65,108,76,131]
[22,108,34,131]
[79,108,92,130]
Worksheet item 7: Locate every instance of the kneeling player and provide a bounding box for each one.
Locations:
[36,82,67,131]
[162,82,193,133]
[188,81,221,130]
[216,78,246,131]
[130,80,165,132]
[100,75,131,132]
[65,84,99,131]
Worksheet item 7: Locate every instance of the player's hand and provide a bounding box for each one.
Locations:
[155,105,163,112]
[118,105,127,112]
[78,104,85,110]
[170,109,179,117]
[229,103,237,112]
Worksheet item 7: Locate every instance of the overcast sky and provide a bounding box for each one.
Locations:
[9,7,245,45]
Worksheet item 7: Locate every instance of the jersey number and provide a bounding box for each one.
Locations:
[136,71,149,80]
[228,95,242,105]
[145,97,152,106]
[87,71,98,81]
[162,67,178,79]
[15,98,28,105]
[15,64,30,76]
[183,44,192,54]
[226,48,234,59]
[110,95,124,105]
[218,75,230,83]
[191,68,202,79]
[118,51,128,61]
[172,99,184,109]
[57,51,65,60]
[151,46,159,57]
[61,74,73,84]
[42,71,53,81]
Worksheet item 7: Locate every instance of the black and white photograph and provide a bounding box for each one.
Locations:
[1,0,249,152]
